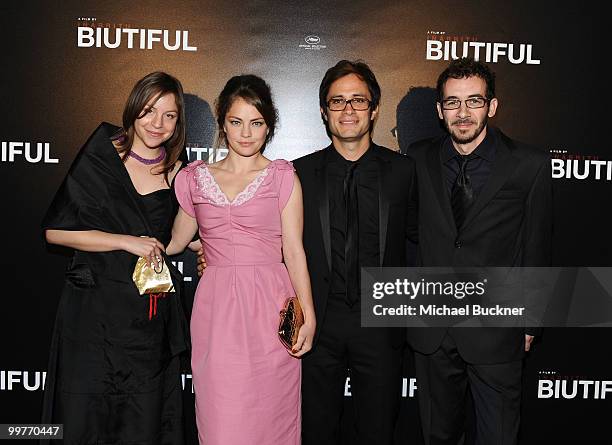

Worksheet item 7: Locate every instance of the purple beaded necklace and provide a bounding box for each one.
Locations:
[129,147,166,165]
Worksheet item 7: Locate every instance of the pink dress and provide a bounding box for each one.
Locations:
[174,159,300,445]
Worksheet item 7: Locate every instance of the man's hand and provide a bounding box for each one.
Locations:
[525,334,535,352]
[187,239,202,253]
[196,248,207,277]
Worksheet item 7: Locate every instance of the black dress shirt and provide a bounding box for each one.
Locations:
[442,128,497,199]
[327,145,380,310]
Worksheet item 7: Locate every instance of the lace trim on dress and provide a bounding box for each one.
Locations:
[233,168,269,206]
[194,163,269,206]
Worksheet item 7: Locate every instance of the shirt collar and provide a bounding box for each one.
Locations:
[442,127,496,163]
[329,141,376,165]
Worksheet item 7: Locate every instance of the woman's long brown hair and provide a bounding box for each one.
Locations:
[116,71,186,185]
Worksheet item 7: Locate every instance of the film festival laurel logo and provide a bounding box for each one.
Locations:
[550,149,611,182]
[299,35,327,51]
[425,31,540,65]
[76,17,197,51]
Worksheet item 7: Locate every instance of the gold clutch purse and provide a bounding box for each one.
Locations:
[132,256,175,319]
[278,297,304,350]
[132,256,175,295]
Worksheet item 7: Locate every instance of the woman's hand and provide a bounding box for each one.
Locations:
[289,320,315,358]
[119,235,165,266]
[279,175,317,359]
[167,208,198,256]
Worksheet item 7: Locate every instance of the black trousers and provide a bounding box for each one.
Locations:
[302,305,403,445]
[414,332,522,445]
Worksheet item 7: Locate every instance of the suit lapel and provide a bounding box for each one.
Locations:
[426,139,457,236]
[460,131,519,231]
[374,146,391,266]
[316,146,332,272]
[316,144,392,269]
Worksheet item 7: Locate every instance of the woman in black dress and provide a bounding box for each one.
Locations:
[42,72,189,444]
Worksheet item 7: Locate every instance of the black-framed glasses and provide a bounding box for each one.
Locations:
[327,97,371,111]
[440,97,489,110]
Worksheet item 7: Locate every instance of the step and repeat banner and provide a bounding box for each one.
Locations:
[2,1,609,443]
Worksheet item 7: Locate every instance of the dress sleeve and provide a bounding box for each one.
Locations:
[276,160,296,211]
[174,164,198,218]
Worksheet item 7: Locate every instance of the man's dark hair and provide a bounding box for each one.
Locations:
[436,57,496,100]
[319,60,381,111]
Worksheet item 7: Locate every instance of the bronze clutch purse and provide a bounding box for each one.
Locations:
[278,296,304,350]
[132,256,175,295]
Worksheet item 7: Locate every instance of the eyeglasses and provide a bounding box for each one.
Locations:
[440,97,489,110]
[327,97,371,111]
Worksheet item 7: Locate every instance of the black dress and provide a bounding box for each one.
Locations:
[41,123,188,445]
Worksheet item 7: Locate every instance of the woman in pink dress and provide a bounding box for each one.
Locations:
[167,75,316,444]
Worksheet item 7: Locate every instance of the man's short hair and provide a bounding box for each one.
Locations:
[436,57,496,100]
[319,60,381,111]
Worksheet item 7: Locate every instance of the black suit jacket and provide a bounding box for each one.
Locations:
[406,127,552,364]
[294,143,418,347]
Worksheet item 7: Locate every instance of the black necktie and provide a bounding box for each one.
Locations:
[344,162,359,307]
[451,154,475,229]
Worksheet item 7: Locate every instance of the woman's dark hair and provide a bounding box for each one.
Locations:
[116,71,186,184]
[319,59,381,111]
[436,57,496,100]
[215,75,278,153]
